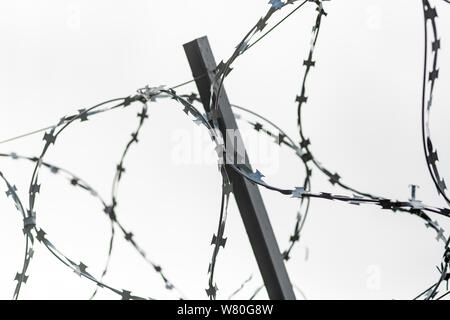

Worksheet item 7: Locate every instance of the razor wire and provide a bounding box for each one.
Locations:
[1,1,315,299]
[1,168,151,300]
[1,149,185,299]
[163,87,450,299]
[0,0,449,300]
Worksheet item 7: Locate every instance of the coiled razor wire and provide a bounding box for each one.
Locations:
[1,0,317,300]
[1,149,185,299]
[3,83,450,299]
[5,91,195,300]
[201,0,450,298]
[163,87,450,298]
[1,168,151,300]
[421,0,449,206]
[415,0,450,299]
[185,90,450,299]
[0,0,449,300]
[186,0,450,299]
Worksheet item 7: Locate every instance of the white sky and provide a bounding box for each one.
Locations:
[0,0,449,300]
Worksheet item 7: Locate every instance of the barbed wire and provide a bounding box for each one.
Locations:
[227,274,254,300]
[0,1,314,300]
[421,0,449,206]
[144,87,232,300]
[208,1,327,298]
[11,96,135,299]
[178,0,450,299]
[174,0,323,299]
[3,79,449,300]
[92,97,185,299]
[200,0,450,299]
[0,0,449,300]
[415,0,450,299]
[1,149,185,299]
[3,92,191,299]
[196,0,315,299]
[1,168,151,300]
[158,83,450,300]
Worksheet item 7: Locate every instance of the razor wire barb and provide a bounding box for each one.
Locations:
[0,0,449,300]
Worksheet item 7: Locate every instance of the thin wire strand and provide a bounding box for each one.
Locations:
[246,0,308,51]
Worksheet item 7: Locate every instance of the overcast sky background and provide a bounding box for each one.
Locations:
[0,0,449,300]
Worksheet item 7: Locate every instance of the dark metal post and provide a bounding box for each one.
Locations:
[183,36,295,300]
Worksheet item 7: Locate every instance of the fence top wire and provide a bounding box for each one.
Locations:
[0,0,449,300]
